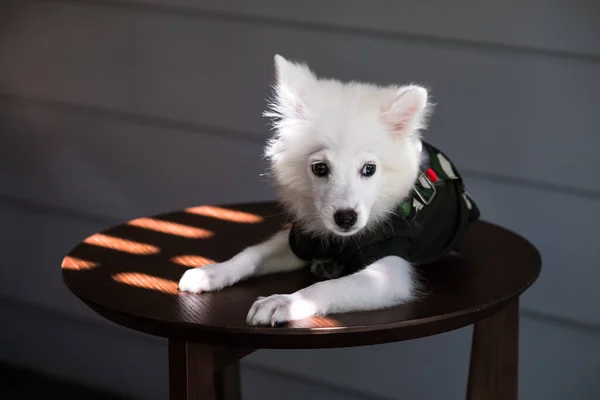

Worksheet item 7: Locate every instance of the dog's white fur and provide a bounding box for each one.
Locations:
[179,55,431,326]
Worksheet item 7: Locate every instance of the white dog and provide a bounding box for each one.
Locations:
[179,55,478,326]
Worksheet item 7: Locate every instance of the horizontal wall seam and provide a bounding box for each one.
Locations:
[37,0,600,63]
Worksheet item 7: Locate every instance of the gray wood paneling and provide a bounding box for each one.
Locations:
[0,203,122,323]
[518,314,600,400]
[0,99,273,222]
[1,1,599,193]
[466,175,600,327]
[242,365,380,400]
[0,299,169,400]
[247,327,472,399]
[105,0,600,57]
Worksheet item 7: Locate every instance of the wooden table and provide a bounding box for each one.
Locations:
[61,202,541,400]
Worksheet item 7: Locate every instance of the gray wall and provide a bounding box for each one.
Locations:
[1,1,599,399]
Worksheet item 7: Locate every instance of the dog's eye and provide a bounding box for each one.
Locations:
[311,162,329,177]
[361,163,376,177]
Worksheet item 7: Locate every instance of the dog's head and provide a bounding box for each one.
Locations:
[264,55,432,238]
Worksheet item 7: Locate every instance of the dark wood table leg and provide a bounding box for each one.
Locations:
[467,298,519,400]
[169,340,216,400]
[215,362,241,400]
[169,341,252,400]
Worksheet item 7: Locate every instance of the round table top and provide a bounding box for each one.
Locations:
[62,202,541,349]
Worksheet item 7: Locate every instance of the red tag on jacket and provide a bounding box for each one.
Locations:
[426,168,438,183]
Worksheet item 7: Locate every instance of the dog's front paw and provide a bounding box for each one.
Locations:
[178,263,232,293]
[246,294,318,326]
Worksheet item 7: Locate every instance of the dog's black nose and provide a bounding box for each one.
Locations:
[334,209,358,230]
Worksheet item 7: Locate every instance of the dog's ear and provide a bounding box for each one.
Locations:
[266,55,316,121]
[274,55,315,88]
[380,85,431,136]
